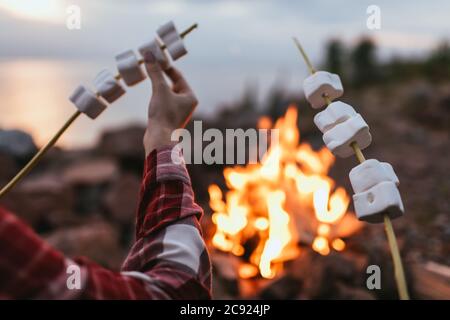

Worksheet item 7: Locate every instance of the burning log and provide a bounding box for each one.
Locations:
[211,246,376,300]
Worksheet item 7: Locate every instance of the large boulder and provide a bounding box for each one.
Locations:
[0,173,75,231]
[0,129,37,160]
[0,153,18,181]
[98,125,145,158]
[97,125,146,174]
[62,158,119,186]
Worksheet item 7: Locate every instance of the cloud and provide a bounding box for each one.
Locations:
[373,32,438,50]
[214,1,249,18]
[0,0,67,24]
[0,1,448,61]
[147,0,185,16]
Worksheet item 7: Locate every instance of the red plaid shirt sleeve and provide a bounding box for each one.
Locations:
[0,145,211,299]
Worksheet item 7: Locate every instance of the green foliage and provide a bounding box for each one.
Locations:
[322,37,450,88]
[350,37,380,87]
[423,42,450,81]
[325,39,345,76]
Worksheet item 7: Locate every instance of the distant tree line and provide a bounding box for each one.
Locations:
[206,37,450,132]
[323,38,450,88]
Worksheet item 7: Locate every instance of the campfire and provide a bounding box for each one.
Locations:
[208,105,363,280]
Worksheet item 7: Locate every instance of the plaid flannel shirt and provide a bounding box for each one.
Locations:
[0,145,211,299]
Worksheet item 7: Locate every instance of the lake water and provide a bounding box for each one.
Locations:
[0,58,306,148]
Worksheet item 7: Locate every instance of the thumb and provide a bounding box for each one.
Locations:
[143,52,167,90]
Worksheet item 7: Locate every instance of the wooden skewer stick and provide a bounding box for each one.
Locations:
[118,23,198,79]
[383,212,410,299]
[0,111,81,198]
[0,23,198,199]
[293,37,410,300]
[293,37,316,74]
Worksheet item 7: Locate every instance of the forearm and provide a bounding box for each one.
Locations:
[0,146,211,300]
[0,208,146,299]
[0,207,77,299]
[121,145,212,299]
[0,55,209,299]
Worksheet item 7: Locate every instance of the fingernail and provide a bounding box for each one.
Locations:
[144,51,156,64]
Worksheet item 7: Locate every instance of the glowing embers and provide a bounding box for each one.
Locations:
[209,105,362,279]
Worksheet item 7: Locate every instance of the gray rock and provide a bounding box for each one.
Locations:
[0,129,37,159]
[98,125,145,160]
[1,173,75,230]
[63,158,119,186]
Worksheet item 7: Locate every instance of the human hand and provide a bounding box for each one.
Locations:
[142,52,198,156]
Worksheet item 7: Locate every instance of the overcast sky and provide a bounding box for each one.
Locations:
[1,0,449,60]
[0,0,449,147]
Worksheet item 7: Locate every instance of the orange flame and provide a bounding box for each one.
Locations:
[209,105,360,279]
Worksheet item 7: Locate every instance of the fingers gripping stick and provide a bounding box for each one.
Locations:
[139,39,171,70]
[0,22,198,199]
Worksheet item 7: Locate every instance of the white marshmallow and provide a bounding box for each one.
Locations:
[93,69,125,103]
[349,159,399,194]
[69,85,107,119]
[157,21,177,40]
[157,21,187,61]
[353,181,404,223]
[322,114,372,158]
[381,162,399,186]
[138,39,170,70]
[303,71,344,109]
[115,50,146,86]
[314,101,357,133]
[166,40,188,61]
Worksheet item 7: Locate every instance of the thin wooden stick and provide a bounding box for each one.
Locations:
[351,142,366,163]
[384,214,410,299]
[179,23,199,40]
[293,37,410,300]
[292,37,316,74]
[0,111,81,198]
[0,23,199,199]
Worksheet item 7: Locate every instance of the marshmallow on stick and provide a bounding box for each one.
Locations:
[293,37,409,300]
[314,102,372,158]
[0,22,198,201]
[302,66,401,223]
[350,159,404,223]
[304,71,344,109]
[138,38,171,70]
[69,85,107,119]
[157,21,188,61]
[115,50,146,86]
[94,69,126,103]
